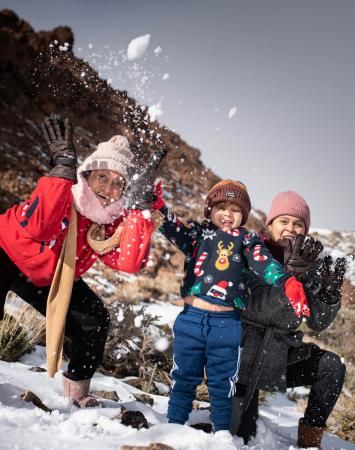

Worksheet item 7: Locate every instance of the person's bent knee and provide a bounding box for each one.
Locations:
[319,351,345,378]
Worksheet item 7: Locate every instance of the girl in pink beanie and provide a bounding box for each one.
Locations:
[266,190,311,234]
[232,190,347,449]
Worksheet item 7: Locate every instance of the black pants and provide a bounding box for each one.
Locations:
[232,344,346,443]
[0,249,110,381]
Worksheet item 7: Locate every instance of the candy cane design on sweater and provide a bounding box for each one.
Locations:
[194,251,208,276]
[224,229,240,237]
[253,244,268,261]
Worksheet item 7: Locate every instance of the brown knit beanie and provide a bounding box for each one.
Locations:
[204,179,251,225]
[266,191,311,233]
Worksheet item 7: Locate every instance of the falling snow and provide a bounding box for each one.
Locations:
[228,106,237,118]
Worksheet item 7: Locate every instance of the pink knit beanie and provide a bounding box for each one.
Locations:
[266,191,311,233]
[77,135,133,182]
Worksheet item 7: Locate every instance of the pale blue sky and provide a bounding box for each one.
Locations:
[2,0,354,230]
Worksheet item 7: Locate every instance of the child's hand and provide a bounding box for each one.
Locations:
[151,180,165,210]
[284,276,310,318]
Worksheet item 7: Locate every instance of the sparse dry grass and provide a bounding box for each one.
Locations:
[0,293,45,362]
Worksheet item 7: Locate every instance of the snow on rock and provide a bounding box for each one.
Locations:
[127,34,151,61]
[148,101,163,121]
[58,42,69,52]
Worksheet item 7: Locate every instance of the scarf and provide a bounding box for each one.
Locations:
[71,174,125,225]
[46,205,77,377]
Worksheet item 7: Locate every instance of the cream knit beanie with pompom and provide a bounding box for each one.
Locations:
[77,135,133,182]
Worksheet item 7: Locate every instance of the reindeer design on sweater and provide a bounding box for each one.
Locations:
[215,241,234,271]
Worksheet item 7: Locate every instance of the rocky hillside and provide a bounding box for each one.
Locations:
[0,9,223,213]
[0,8,265,295]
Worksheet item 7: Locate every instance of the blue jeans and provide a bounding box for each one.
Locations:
[168,304,241,431]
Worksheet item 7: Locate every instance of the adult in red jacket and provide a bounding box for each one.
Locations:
[0,117,159,407]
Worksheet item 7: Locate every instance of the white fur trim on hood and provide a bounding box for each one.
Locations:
[72,174,126,224]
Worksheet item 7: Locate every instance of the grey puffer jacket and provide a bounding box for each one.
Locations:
[237,246,341,409]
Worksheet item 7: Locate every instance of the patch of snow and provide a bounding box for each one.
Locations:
[133,302,181,327]
[154,337,169,352]
[148,102,163,121]
[309,227,332,235]
[0,353,352,449]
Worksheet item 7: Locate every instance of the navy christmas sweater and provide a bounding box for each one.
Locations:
[158,205,291,309]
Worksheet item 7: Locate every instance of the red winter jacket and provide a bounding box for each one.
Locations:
[0,177,154,286]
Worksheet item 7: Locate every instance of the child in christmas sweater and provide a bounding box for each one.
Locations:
[155,179,309,443]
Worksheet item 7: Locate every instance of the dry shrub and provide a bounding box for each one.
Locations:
[0,292,45,362]
[100,303,173,393]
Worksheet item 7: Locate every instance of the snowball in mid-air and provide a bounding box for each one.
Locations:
[154,46,162,55]
[155,337,169,352]
[228,106,237,118]
[162,73,170,81]
[127,34,151,61]
[148,102,163,121]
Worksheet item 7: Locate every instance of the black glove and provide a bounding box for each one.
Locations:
[125,148,167,210]
[318,255,347,304]
[283,234,324,277]
[42,116,77,181]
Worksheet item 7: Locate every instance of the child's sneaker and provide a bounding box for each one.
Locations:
[214,430,235,445]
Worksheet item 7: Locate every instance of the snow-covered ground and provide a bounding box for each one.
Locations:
[1,298,354,450]
[0,349,353,450]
